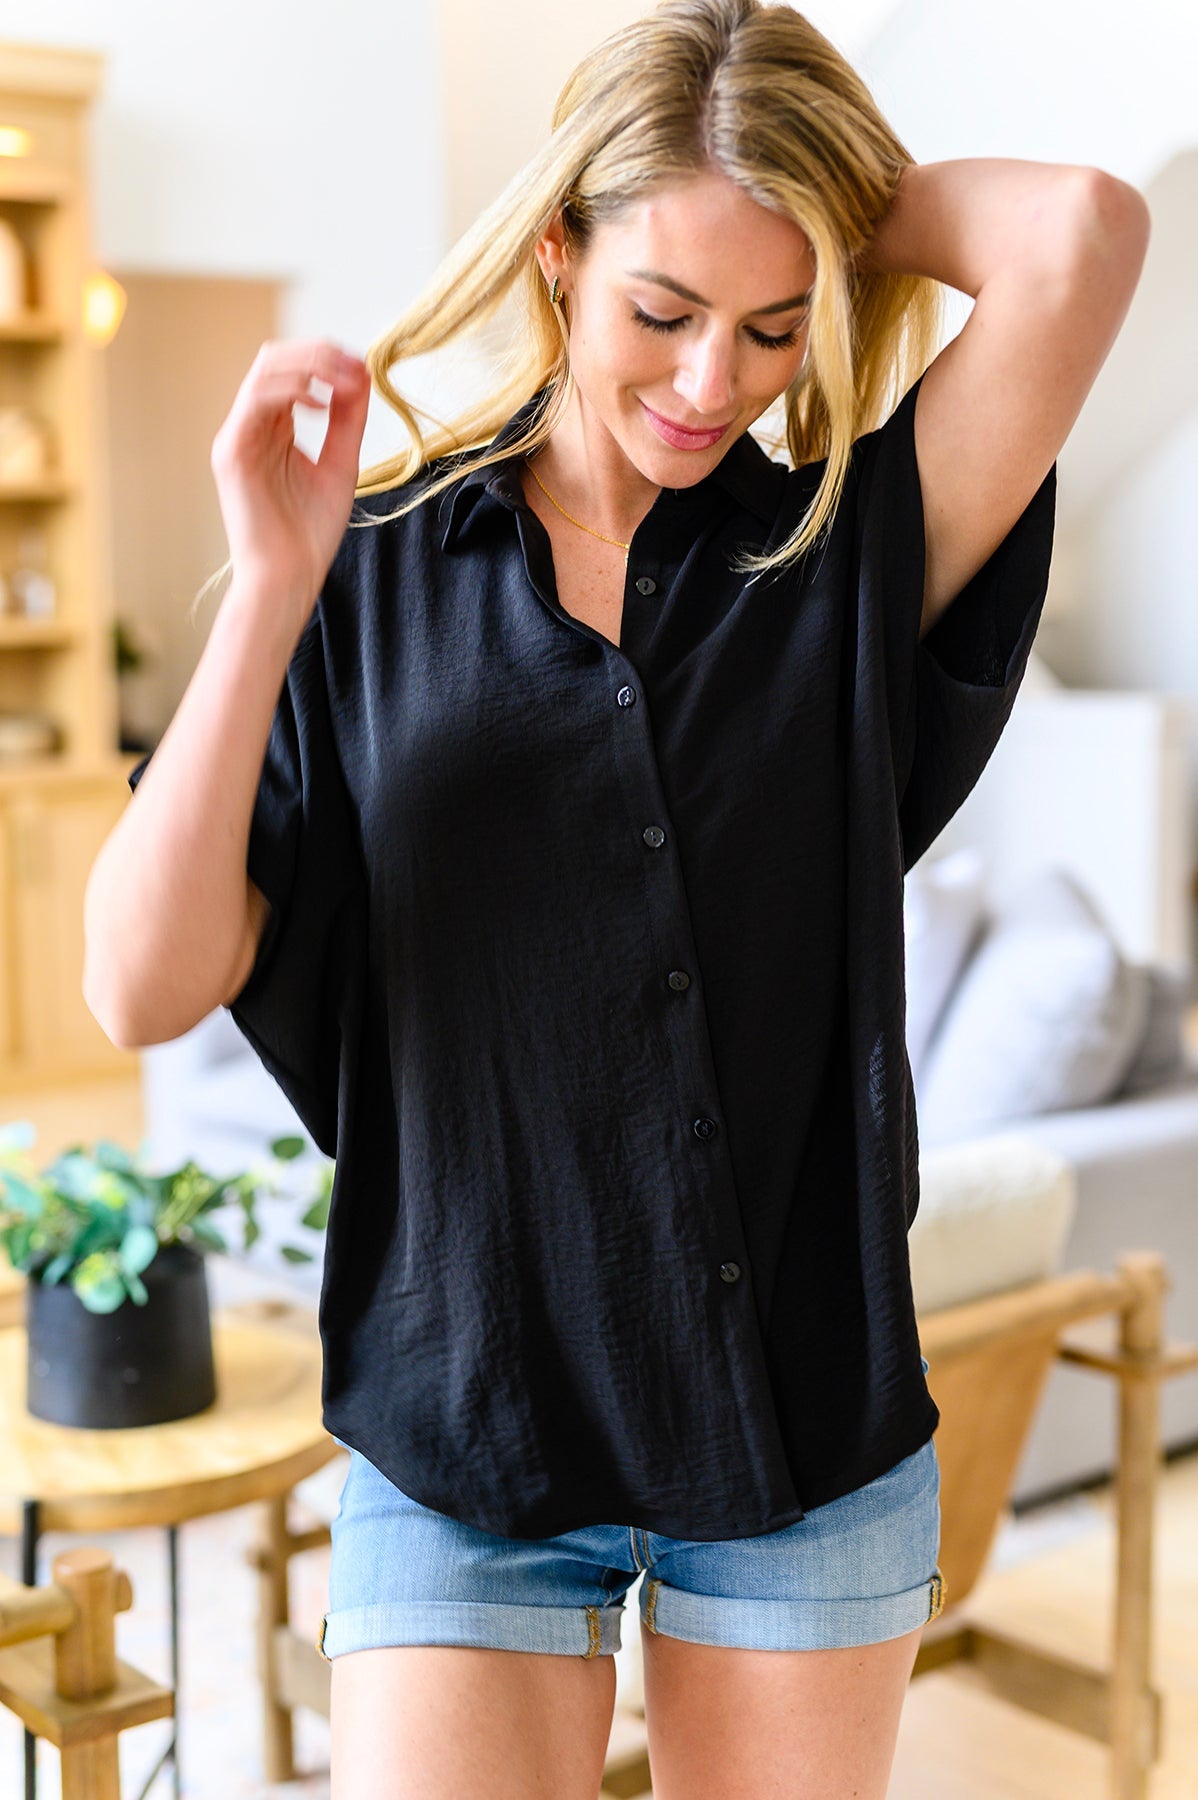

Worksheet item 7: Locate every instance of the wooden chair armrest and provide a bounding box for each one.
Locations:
[1056,1336,1198,1380]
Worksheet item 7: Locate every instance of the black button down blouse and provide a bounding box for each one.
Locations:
[128,370,1056,1541]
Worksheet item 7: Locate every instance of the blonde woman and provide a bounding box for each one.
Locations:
[86,0,1149,1793]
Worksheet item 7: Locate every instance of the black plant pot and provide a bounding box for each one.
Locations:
[26,1241,217,1428]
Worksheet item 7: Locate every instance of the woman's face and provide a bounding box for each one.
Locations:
[543,167,817,482]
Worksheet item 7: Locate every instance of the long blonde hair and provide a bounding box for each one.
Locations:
[194,0,945,617]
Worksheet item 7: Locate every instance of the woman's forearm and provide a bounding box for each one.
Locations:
[83,579,311,1047]
[854,157,1118,296]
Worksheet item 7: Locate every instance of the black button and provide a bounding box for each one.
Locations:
[635,576,657,596]
[642,825,666,848]
[667,970,690,991]
[692,1116,718,1140]
[719,1262,742,1284]
[617,685,637,707]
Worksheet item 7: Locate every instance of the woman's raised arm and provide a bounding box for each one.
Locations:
[83,339,370,1046]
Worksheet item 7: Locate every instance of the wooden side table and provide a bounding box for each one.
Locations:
[0,1306,339,1800]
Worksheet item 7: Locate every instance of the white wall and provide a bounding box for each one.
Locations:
[2,0,448,468]
[857,0,1196,175]
[438,0,902,245]
[1049,404,1198,696]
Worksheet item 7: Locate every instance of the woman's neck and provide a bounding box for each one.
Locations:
[529,390,662,546]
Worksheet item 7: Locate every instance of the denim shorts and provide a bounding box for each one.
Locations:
[318,1374,943,1660]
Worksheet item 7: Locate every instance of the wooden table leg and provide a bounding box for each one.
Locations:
[1110,1252,1165,1800]
[255,1493,295,1783]
[22,1499,39,1800]
[166,1526,180,1800]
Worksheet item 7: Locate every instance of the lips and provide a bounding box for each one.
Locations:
[640,400,730,450]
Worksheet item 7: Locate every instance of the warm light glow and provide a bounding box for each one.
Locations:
[0,126,34,159]
[82,270,127,346]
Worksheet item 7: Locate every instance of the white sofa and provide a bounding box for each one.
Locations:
[903,663,1198,1503]
[137,659,1198,1507]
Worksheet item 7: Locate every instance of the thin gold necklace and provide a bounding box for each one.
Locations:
[524,454,631,562]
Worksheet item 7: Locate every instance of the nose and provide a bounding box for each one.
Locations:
[672,328,736,419]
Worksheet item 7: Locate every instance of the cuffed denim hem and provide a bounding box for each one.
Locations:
[639,1565,946,1651]
[317,1596,626,1661]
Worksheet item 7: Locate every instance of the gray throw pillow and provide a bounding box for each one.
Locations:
[1114,962,1193,1096]
[916,868,1152,1146]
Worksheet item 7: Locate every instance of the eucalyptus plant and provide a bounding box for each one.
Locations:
[0,1120,332,1314]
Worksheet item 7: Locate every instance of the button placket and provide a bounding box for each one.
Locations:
[606,621,769,1460]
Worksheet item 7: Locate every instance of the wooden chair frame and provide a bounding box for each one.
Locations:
[914,1248,1198,1800]
[0,1547,172,1800]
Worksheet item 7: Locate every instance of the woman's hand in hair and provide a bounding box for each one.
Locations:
[210,338,372,634]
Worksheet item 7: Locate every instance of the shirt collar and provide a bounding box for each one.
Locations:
[436,386,786,553]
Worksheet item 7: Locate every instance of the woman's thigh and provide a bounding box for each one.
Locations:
[330,1642,617,1800]
[322,1444,630,1798]
[640,1625,924,1800]
[635,1430,942,1799]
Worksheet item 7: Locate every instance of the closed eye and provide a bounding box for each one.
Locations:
[631,305,805,351]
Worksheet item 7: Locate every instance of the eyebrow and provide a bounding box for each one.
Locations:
[625,268,813,314]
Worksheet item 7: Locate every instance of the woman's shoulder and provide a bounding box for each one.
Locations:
[330,457,459,569]
[347,455,454,523]
[312,455,469,653]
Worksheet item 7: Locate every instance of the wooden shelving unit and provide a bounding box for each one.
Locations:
[0,40,140,1089]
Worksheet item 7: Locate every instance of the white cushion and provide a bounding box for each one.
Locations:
[915,868,1151,1147]
[904,848,988,1083]
[910,1134,1078,1313]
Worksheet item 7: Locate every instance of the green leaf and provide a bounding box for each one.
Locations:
[41,1252,74,1285]
[97,1169,147,1209]
[71,1213,123,1260]
[118,1224,159,1277]
[74,1249,119,1287]
[0,1172,46,1217]
[74,1274,127,1313]
[124,1271,149,1305]
[129,1194,156,1230]
[45,1151,110,1202]
[300,1193,330,1232]
[242,1216,260,1250]
[187,1219,227,1253]
[269,1135,307,1162]
[278,1245,314,1263]
[4,1222,33,1265]
[94,1139,139,1174]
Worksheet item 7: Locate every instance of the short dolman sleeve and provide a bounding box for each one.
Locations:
[849,368,1058,871]
[126,601,365,1159]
